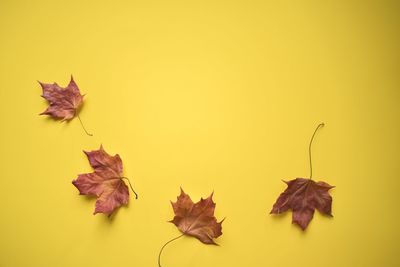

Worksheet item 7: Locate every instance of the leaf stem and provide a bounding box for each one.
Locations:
[77,114,93,136]
[158,234,184,267]
[120,177,138,199]
[309,123,325,179]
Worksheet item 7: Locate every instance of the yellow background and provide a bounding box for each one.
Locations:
[0,0,399,266]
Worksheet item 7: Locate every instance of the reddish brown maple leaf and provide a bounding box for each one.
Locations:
[39,76,83,121]
[170,188,224,244]
[72,145,132,216]
[270,178,334,230]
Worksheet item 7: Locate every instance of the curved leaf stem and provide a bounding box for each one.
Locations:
[77,114,93,136]
[158,234,184,267]
[120,177,138,199]
[309,123,325,179]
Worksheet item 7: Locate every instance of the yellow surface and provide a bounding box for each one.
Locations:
[0,0,399,266]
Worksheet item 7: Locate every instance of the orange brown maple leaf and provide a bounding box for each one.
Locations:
[158,189,224,267]
[39,76,83,121]
[170,188,224,244]
[270,178,334,230]
[72,145,132,216]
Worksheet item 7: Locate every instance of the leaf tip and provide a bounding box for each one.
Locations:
[179,187,185,194]
[209,190,214,198]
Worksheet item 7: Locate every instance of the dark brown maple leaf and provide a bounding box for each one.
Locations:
[270,178,334,230]
[72,145,137,216]
[170,188,224,244]
[270,123,334,230]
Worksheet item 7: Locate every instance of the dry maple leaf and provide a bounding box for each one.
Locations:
[39,76,83,120]
[158,188,224,267]
[270,178,334,230]
[72,145,137,216]
[270,123,334,230]
[39,76,92,135]
[170,188,224,244]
